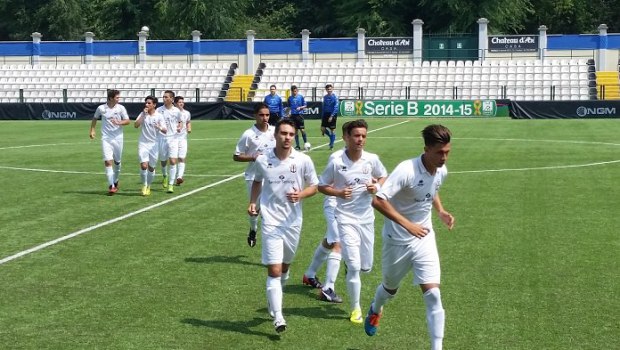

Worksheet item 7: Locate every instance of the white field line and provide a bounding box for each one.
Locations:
[0,166,237,177]
[0,119,412,266]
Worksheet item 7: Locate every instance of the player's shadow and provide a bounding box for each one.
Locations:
[64,190,142,197]
[257,304,347,321]
[185,255,263,267]
[181,317,281,341]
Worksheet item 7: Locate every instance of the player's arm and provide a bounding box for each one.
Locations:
[89,118,97,139]
[319,184,352,199]
[331,95,339,117]
[372,196,429,238]
[117,109,131,126]
[290,184,317,201]
[186,114,192,133]
[433,193,455,230]
[248,180,262,216]
[134,109,146,128]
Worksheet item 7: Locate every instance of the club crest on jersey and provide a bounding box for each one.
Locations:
[340,166,348,172]
[279,175,285,180]
[289,164,297,173]
[363,165,370,174]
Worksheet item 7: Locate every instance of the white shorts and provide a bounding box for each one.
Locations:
[158,137,171,161]
[261,224,302,265]
[324,205,339,244]
[138,141,159,167]
[168,137,180,159]
[102,137,123,162]
[381,230,440,289]
[338,222,375,272]
[176,137,188,159]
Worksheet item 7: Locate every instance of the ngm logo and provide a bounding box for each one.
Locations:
[576,106,617,117]
[42,110,77,120]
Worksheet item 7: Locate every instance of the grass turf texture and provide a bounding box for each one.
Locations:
[0,118,618,349]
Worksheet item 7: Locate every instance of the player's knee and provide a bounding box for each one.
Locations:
[423,287,443,310]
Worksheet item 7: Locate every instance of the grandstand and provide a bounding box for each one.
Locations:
[0,62,235,103]
[252,58,597,102]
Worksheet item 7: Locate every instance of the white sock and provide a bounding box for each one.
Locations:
[113,162,121,183]
[105,166,114,186]
[168,164,177,185]
[372,283,395,313]
[323,251,341,291]
[423,288,445,350]
[346,268,361,310]
[280,271,289,288]
[306,244,330,277]
[140,169,148,185]
[266,276,283,320]
[177,162,186,179]
[147,170,155,185]
[249,215,258,231]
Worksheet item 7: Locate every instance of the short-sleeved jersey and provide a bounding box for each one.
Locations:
[322,148,344,210]
[137,111,165,144]
[176,110,191,139]
[323,93,339,116]
[264,94,284,114]
[288,94,306,115]
[234,125,276,181]
[156,105,181,138]
[93,103,129,139]
[253,149,319,227]
[376,155,448,244]
[320,150,388,224]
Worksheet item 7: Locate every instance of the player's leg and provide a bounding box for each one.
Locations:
[303,239,328,289]
[328,115,337,149]
[321,212,341,293]
[176,138,187,185]
[414,232,443,350]
[146,143,158,195]
[112,138,123,189]
[167,139,179,192]
[339,223,362,321]
[101,140,116,193]
[158,138,169,188]
[246,180,259,247]
[281,226,301,289]
[262,225,284,327]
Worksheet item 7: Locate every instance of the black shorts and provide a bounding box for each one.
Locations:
[268,112,280,126]
[290,114,305,130]
[321,113,338,129]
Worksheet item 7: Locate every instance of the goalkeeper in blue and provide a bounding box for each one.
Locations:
[321,84,339,150]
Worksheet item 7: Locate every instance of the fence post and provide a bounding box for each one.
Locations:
[538,25,547,61]
[356,28,366,64]
[412,19,424,64]
[477,18,489,62]
[31,32,42,66]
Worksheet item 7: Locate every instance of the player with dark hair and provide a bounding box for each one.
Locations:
[322,84,339,150]
[264,84,284,126]
[89,89,130,195]
[365,124,455,350]
[157,90,182,193]
[173,95,191,185]
[287,85,309,151]
[134,95,166,196]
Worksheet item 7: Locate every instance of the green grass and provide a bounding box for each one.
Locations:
[0,118,618,349]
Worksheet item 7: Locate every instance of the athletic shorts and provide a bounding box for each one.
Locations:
[381,230,440,289]
[101,137,123,162]
[290,114,305,130]
[138,141,158,167]
[268,112,281,126]
[261,224,302,265]
[321,113,338,129]
[324,205,339,244]
[175,137,188,159]
[338,222,375,272]
[158,137,170,161]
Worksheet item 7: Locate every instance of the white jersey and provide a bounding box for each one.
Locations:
[376,155,447,244]
[253,148,319,227]
[320,150,388,224]
[176,110,191,139]
[235,124,276,181]
[137,111,165,144]
[322,148,344,210]
[94,103,129,139]
[156,105,181,139]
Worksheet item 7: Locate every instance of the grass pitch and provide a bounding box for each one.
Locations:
[0,117,618,349]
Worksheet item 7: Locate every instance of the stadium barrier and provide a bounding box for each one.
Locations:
[0,102,323,121]
[509,100,620,119]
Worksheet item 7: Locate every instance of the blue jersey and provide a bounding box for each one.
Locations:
[323,93,339,116]
[288,94,306,115]
[264,94,283,114]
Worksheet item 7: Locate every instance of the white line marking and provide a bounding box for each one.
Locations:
[0,174,243,266]
[452,159,620,174]
[0,166,237,177]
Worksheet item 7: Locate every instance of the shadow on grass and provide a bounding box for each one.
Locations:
[185,255,263,267]
[64,189,143,197]
[257,303,347,321]
[181,317,281,341]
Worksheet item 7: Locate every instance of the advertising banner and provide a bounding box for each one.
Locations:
[488,35,538,52]
[339,100,505,117]
[365,37,413,54]
[510,100,620,119]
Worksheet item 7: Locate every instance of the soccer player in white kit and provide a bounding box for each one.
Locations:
[234,103,276,247]
[248,119,319,333]
[134,95,166,196]
[318,119,388,324]
[89,89,130,195]
[302,121,352,301]
[173,96,192,185]
[156,90,182,193]
[365,124,455,350]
